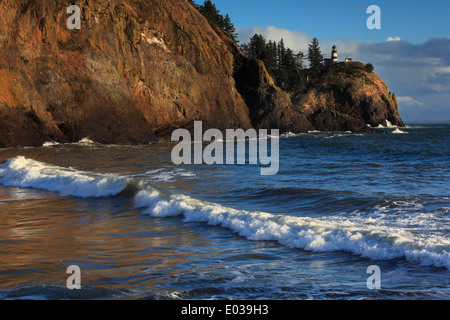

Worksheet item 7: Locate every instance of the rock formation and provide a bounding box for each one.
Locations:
[222,30,404,133]
[0,0,404,148]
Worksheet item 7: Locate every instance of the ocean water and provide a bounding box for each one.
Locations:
[0,124,448,300]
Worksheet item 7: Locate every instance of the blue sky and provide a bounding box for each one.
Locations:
[194,0,450,122]
[211,0,450,44]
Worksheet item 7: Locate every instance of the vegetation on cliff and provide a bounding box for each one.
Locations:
[235,29,403,131]
[232,21,404,132]
[240,35,305,92]
[307,37,324,70]
[190,0,238,43]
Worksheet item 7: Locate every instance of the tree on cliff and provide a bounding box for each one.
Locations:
[198,1,221,25]
[276,40,305,90]
[265,40,278,75]
[220,14,239,42]
[195,0,239,43]
[308,38,324,69]
[365,63,375,73]
[243,35,269,60]
[241,35,305,92]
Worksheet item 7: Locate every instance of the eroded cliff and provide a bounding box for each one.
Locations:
[223,32,404,133]
[0,0,252,147]
[0,0,404,148]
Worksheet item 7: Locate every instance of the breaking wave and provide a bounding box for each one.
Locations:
[0,156,448,270]
[0,156,129,198]
[42,138,96,148]
[134,189,450,270]
[42,141,60,147]
[392,128,407,134]
[376,120,398,128]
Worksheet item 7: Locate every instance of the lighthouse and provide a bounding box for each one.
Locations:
[323,45,340,66]
[332,45,338,63]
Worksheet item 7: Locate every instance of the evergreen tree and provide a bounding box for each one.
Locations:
[365,63,374,73]
[240,34,306,92]
[278,45,304,90]
[277,38,286,73]
[197,1,239,43]
[276,39,288,88]
[198,0,222,26]
[246,34,268,61]
[265,40,278,75]
[221,14,238,43]
[295,51,305,69]
[308,37,323,69]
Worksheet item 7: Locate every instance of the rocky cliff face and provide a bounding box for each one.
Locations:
[0,0,251,147]
[224,32,404,133]
[299,62,404,132]
[0,0,404,148]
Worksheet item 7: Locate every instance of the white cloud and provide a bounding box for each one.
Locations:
[236,24,450,121]
[237,26,359,62]
[317,38,450,121]
[324,40,359,61]
[435,66,450,73]
[386,36,401,42]
[237,26,312,52]
[396,96,425,106]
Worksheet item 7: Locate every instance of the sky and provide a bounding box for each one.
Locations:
[195,0,450,122]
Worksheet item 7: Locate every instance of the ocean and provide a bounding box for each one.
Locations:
[0,124,448,300]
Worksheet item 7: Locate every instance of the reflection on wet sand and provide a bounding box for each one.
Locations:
[0,185,219,297]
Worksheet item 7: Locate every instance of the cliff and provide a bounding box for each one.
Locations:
[223,32,404,133]
[0,0,404,148]
[297,62,404,132]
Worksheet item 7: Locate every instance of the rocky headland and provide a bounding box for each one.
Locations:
[0,0,404,147]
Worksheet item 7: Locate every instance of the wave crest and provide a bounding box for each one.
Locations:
[0,156,128,198]
[134,189,450,270]
[1,157,448,270]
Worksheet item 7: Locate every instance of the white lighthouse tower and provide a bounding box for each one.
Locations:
[332,45,338,63]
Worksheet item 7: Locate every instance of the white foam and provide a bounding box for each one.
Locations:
[214,135,277,143]
[325,134,345,139]
[392,128,407,134]
[405,125,426,129]
[1,157,448,270]
[145,168,196,182]
[0,157,128,198]
[375,120,398,128]
[42,138,108,148]
[77,138,95,144]
[280,132,303,139]
[134,189,450,270]
[383,120,399,128]
[42,141,60,147]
